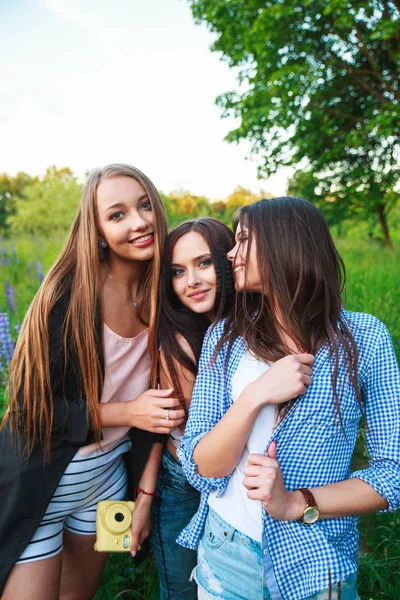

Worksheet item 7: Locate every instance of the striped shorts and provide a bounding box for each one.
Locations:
[17,438,131,564]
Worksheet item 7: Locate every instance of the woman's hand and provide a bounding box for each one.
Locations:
[243,441,305,521]
[248,353,314,409]
[127,388,186,434]
[130,494,152,557]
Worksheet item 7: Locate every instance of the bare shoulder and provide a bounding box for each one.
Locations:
[159,335,196,404]
[175,333,197,363]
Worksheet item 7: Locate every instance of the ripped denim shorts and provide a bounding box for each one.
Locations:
[193,508,360,600]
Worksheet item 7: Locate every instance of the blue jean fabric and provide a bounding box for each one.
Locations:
[151,446,201,600]
[194,508,360,600]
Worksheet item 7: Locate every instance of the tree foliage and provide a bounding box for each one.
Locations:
[161,190,215,228]
[0,172,38,234]
[7,167,82,237]
[223,185,272,224]
[187,0,400,246]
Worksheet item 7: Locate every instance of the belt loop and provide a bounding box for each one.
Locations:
[224,522,234,542]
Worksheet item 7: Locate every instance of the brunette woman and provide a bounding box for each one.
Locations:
[0,164,185,599]
[151,218,235,600]
[178,198,400,600]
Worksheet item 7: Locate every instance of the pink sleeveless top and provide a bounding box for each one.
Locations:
[79,324,151,457]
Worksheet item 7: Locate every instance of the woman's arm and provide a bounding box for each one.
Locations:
[100,337,193,435]
[130,442,164,556]
[21,298,185,442]
[177,326,236,494]
[193,353,314,478]
[243,442,388,521]
[128,338,198,555]
[159,340,196,414]
[178,326,313,490]
[159,335,196,429]
[243,323,400,520]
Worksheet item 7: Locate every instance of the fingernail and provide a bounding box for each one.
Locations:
[131,550,137,557]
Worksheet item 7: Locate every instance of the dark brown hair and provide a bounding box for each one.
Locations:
[155,218,235,404]
[219,196,362,425]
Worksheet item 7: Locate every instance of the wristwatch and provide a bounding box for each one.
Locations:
[297,488,320,524]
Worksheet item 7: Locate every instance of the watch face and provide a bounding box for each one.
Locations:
[303,506,320,524]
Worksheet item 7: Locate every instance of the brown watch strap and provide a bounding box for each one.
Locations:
[297,487,317,508]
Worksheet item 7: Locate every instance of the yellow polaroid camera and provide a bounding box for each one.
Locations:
[94,500,135,552]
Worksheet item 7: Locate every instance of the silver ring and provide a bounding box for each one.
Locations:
[165,408,171,421]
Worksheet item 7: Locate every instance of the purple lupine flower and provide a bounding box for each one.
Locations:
[36,262,44,284]
[0,248,6,266]
[0,312,14,372]
[14,322,21,337]
[5,281,17,314]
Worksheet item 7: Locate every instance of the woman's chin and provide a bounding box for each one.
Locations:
[234,281,244,292]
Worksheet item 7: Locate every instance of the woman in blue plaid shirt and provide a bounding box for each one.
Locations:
[178,197,400,600]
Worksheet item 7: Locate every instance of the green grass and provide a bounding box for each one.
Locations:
[94,554,159,600]
[1,235,399,599]
[337,239,400,358]
[0,236,65,328]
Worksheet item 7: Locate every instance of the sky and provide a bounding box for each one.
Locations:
[0,0,290,199]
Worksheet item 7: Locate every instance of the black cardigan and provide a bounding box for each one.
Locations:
[0,294,158,593]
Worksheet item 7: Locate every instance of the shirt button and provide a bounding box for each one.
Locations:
[263,549,268,555]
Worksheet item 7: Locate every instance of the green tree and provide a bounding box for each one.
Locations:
[8,167,82,237]
[211,200,227,220]
[164,190,214,228]
[187,0,400,247]
[224,185,272,224]
[0,172,38,235]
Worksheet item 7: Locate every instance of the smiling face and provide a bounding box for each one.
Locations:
[227,221,262,292]
[171,231,217,319]
[96,176,155,263]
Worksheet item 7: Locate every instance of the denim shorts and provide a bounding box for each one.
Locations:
[194,508,360,600]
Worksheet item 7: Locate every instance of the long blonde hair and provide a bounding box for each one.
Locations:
[3,164,167,459]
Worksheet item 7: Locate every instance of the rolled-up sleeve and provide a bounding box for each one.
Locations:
[178,325,230,495]
[349,324,400,511]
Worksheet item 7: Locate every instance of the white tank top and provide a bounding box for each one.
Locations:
[208,352,275,542]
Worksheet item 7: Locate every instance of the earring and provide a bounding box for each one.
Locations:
[98,239,108,249]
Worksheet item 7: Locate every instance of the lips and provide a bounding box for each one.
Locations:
[128,232,154,247]
[188,289,211,300]
[233,264,244,275]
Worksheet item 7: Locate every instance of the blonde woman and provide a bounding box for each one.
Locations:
[0,165,185,600]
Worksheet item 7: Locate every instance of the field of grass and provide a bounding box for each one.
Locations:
[1,235,399,600]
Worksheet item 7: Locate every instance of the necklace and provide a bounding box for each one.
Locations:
[107,272,139,308]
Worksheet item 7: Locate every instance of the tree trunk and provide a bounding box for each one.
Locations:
[377,204,393,249]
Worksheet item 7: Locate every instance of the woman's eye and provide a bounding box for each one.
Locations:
[172,268,184,277]
[199,259,212,268]
[141,200,152,211]
[110,211,124,220]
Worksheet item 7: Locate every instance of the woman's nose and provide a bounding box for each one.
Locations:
[129,212,148,231]
[187,270,201,287]
[227,243,239,262]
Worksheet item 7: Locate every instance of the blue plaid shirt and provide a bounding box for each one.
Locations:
[177,311,400,600]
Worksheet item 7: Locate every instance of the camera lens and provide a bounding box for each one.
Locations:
[114,512,125,522]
